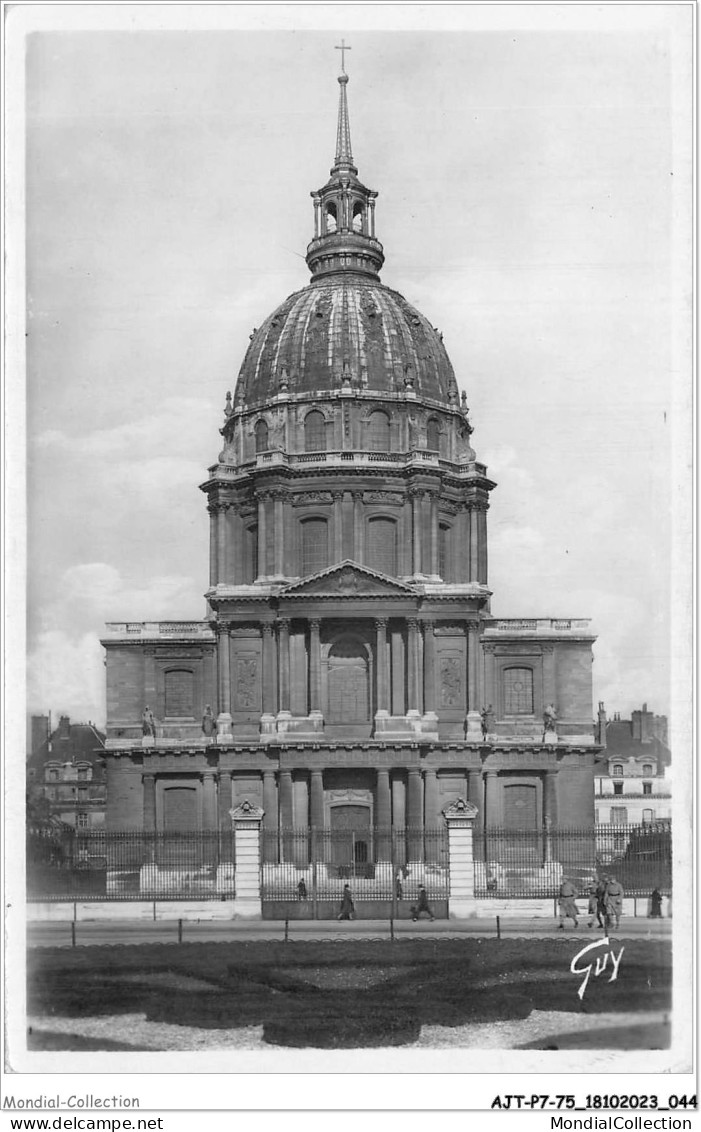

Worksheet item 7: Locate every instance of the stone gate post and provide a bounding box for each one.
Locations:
[230,801,264,919]
[443,798,479,918]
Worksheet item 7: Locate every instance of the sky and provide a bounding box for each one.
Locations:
[13,4,692,731]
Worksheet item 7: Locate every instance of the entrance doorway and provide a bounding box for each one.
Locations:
[329,804,372,875]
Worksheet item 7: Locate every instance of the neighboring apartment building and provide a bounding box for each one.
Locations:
[27,714,107,829]
[594,703,671,827]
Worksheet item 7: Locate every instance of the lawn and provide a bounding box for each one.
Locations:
[27,937,672,1050]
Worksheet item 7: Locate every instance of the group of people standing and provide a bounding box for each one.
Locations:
[558,875,625,930]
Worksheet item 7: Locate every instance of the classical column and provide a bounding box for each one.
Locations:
[310,769,324,829]
[422,620,436,714]
[407,768,424,861]
[466,768,482,819]
[424,767,439,862]
[477,505,488,584]
[262,770,279,863]
[202,771,217,830]
[217,771,234,874]
[376,767,392,860]
[273,492,285,576]
[352,492,364,562]
[391,627,404,715]
[407,618,421,714]
[544,768,558,828]
[216,503,229,584]
[217,626,232,730]
[392,773,406,828]
[142,774,156,835]
[411,489,423,574]
[261,623,277,717]
[424,767,438,826]
[208,505,218,587]
[257,492,268,578]
[468,506,479,582]
[217,771,233,830]
[333,492,344,562]
[279,770,294,862]
[429,492,439,575]
[369,198,376,238]
[375,617,389,716]
[465,621,482,737]
[484,769,500,829]
[313,197,320,238]
[277,618,291,714]
[309,618,322,714]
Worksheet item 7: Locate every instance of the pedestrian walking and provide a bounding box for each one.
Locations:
[595,875,609,928]
[297,878,307,901]
[557,877,579,930]
[395,871,403,901]
[605,875,624,930]
[338,883,355,920]
[586,880,601,928]
[411,886,434,922]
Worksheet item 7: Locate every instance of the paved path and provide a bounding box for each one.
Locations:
[27,916,673,948]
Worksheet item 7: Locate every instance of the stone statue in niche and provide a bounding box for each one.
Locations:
[236,658,259,710]
[141,706,156,737]
[481,704,495,739]
[202,705,215,736]
[543,704,558,736]
[439,658,461,707]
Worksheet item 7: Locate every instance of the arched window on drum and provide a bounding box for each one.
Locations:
[503,667,534,715]
[304,410,326,452]
[255,419,269,453]
[368,409,391,452]
[366,516,397,577]
[301,517,328,576]
[426,417,441,452]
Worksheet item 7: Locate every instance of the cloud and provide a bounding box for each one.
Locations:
[28,564,205,724]
[27,629,105,724]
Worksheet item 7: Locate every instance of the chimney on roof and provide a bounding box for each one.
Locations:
[30,715,50,757]
[597,702,607,747]
[632,704,653,743]
[58,715,71,740]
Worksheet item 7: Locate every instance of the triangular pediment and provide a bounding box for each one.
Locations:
[281,561,417,598]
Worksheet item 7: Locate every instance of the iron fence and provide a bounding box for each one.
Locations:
[261,826,449,903]
[473,821,672,898]
[26,828,235,901]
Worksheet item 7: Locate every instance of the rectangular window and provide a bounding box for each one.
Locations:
[643,782,652,795]
[642,808,654,823]
[76,812,89,829]
[612,765,623,777]
[503,667,534,714]
[610,806,628,824]
[613,782,623,795]
[301,518,328,576]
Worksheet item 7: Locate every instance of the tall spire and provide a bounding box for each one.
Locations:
[334,74,354,170]
[306,46,384,281]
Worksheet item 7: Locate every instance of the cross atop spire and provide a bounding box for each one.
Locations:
[333,45,354,171]
[335,38,351,75]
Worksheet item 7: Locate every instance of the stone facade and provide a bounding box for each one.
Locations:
[101,65,599,844]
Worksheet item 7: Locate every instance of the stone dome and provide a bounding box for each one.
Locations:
[233,276,459,410]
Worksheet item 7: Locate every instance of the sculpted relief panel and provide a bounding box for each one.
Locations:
[234,655,261,712]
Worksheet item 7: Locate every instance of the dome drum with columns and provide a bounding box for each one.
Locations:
[101,60,599,862]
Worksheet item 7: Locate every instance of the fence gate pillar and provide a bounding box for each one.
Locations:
[230,801,264,918]
[443,798,479,918]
